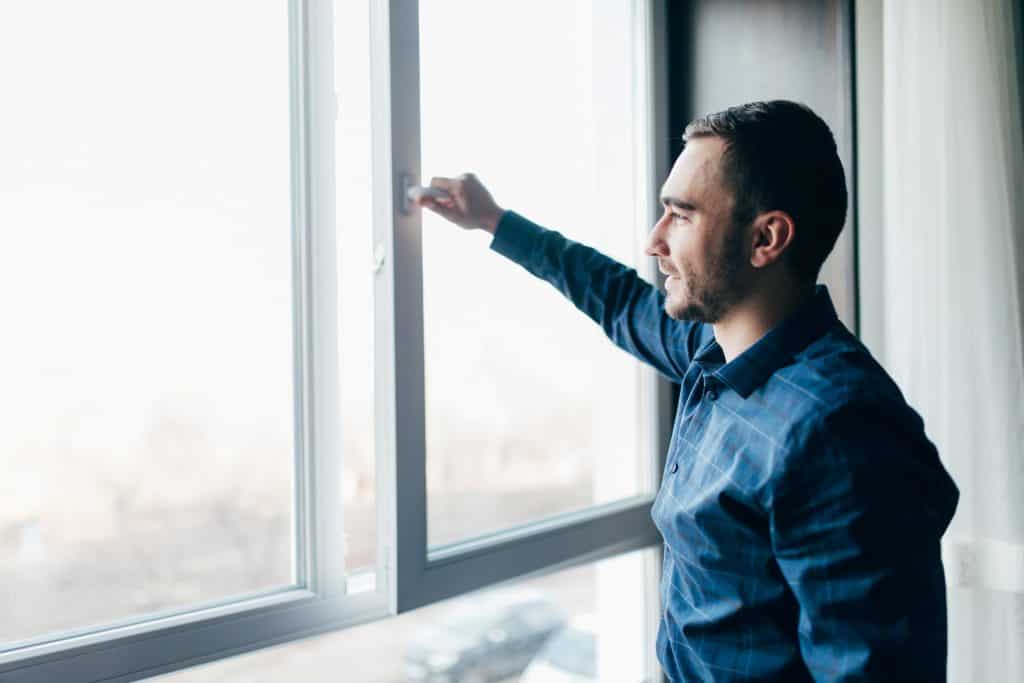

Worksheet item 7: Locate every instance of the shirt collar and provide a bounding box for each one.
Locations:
[691,284,841,398]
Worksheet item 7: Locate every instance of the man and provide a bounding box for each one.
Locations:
[414,100,959,682]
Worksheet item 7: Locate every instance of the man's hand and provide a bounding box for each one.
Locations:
[412,172,505,234]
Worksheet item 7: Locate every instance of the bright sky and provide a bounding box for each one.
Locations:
[0,1,293,513]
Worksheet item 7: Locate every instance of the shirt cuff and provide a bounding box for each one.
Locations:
[488,210,546,263]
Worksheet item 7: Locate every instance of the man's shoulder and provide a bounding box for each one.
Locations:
[776,327,905,414]
[754,326,929,461]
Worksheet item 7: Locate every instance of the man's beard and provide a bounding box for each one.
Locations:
[664,224,749,324]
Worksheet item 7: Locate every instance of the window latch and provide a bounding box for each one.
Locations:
[398,172,415,216]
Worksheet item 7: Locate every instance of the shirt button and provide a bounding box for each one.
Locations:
[670,462,679,474]
[707,387,718,401]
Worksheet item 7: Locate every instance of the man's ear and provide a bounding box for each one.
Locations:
[749,210,796,268]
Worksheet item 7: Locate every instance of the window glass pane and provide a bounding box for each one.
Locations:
[156,548,659,682]
[418,0,652,548]
[335,0,377,583]
[0,1,294,647]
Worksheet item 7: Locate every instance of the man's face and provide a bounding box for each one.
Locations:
[644,136,752,323]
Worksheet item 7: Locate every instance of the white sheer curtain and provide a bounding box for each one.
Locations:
[883,0,1024,679]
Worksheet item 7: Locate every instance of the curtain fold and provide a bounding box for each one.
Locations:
[882,0,1024,679]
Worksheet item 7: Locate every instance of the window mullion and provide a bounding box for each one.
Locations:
[300,0,345,601]
[382,0,431,616]
[368,0,422,616]
[290,0,346,602]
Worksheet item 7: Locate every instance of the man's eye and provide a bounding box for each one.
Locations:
[672,213,688,223]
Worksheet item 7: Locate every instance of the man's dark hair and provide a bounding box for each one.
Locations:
[683,100,848,283]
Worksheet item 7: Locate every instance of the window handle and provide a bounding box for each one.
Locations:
[398,172,415,216]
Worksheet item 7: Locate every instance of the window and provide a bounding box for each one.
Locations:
[2,0,303,650]
[419,0,656,549]
[0,1,670,680]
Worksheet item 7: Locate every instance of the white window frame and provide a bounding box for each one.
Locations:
[0,1,672,681]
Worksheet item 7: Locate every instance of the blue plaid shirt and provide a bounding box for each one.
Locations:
[490,211,960,682]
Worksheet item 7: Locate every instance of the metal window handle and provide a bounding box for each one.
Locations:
[398,172,449,215]
[399,172,414,216]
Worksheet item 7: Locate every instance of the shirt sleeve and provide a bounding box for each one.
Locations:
[769,400,960,682]
[488,210,704,383]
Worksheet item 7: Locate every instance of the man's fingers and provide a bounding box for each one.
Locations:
[410,189,454,207]
[419,197,460,222]
[429,176,458,192]
[418,172,492,231]
[417,195,455,211]
[425,193,456,207]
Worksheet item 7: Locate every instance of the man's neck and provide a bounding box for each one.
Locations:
[712,282,816,363]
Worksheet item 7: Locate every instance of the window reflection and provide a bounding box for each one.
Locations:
[158,548,656,682]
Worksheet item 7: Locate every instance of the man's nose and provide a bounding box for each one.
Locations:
[644,219,669,257]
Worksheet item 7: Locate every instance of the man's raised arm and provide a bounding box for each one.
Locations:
[414,172,704,383]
